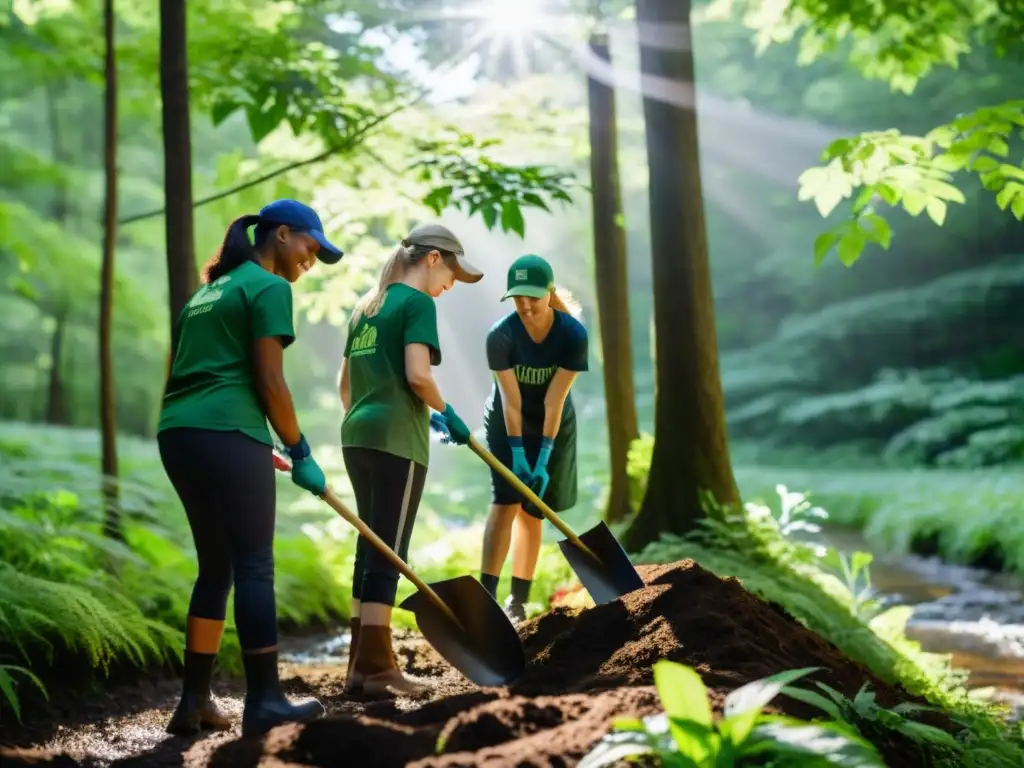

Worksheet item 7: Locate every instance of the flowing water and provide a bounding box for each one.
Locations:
[823,526,1024,718]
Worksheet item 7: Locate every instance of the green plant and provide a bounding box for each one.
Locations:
[0,663,48,725]
[579,661,885,767]
[782,681,962,759]
[819,551,882,623]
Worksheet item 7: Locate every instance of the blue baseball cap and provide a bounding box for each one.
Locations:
[257,199,344,264]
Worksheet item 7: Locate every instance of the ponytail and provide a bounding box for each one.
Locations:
[202,214,261,284]
[351,242,409,324]
[549,286,583,320]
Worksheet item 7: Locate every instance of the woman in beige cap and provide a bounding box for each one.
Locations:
[337,223,482,697]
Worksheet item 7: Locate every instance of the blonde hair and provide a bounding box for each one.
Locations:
[350,238,451,325]
[549,286,583,320]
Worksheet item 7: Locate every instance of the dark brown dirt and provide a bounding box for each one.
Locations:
[1,560,948,767]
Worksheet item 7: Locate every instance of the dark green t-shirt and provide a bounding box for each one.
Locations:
[158,261,295,445]
[341,283,441,467]
[483,309,589,437]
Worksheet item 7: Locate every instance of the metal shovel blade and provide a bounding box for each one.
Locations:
[556,521,646,605]
[399,575,525,687]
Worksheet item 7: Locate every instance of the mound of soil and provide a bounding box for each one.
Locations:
[247,560,934,768]
[5,560,945,767]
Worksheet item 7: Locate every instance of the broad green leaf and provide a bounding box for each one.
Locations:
[666,717,716,762]
[926,198,947,225]
[210,100,238,126]
[654,661,712,725]
[995,182,1023,211]
[836,228,867,266]
[500,200,525,237]
[1012,189,1024,219]
[901,190,928,216]
[723,667,821,743]
[779,685,844,720]
[859,214,891,249]
[970,156,1000,173]
[850,551,873,575]
[482,205,499,230]
[920,178,967,203]
[896,720,962,749]
[748,718,886,766]
[521,192,550,213]
[813,231,839,265]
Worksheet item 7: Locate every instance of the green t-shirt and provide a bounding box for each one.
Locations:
[158,261,296,445]
[341,283,441,467]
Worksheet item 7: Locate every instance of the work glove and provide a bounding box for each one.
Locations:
[434,403,471,446]
[528,437,554,500]
[507,436,532,485]
[285,434,327,496]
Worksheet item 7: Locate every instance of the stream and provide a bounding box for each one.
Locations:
[823,526,1024,718]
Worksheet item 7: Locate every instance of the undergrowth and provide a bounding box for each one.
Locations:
[0,421,577,725]
[631,486,1024,766]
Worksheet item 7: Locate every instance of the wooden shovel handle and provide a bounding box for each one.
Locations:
[318,489,461,628]
[467,436,599,562]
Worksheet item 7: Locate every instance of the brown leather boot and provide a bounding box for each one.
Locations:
[351,624,430,698]
[343,617,362,695]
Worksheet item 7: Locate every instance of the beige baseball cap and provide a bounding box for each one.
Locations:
[405,223,483,284]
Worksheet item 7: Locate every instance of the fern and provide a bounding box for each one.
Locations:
[0,663,48,725]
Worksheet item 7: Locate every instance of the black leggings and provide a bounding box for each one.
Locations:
[158,427,278,650]
[343,447,427,606]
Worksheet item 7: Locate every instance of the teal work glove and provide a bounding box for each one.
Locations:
[529,437,554,500]
[439,403,471,445]
[285,434,327,496]
[507,436,532,484]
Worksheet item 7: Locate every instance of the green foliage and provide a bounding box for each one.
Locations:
[800,101,1024,265]
[411,130,578,237]
[580,661,885,767]
[0,664,47,725]
[782,681,966,764]
[734,465,1024,574]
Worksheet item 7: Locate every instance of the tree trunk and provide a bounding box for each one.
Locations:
[621,0,740,553]
[45,83,71,425]
[45,304,70,425]
[160,0,198,359]
[587,32,638,524]
[100,0,123,542]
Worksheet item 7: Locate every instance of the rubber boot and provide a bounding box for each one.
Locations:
[241,650,325,737]
[352,624,430,698]
[166,650,233,735]
[343,617,362,695]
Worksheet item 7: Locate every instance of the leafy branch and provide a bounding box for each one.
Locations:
[410,131,581,237]
[799,100,1024,266]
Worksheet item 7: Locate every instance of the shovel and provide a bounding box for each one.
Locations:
[272,450,525,688]
[466,436,645,606]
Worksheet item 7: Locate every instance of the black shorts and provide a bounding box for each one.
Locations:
[484,421,578,517]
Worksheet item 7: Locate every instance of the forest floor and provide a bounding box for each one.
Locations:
[0,560,957,768]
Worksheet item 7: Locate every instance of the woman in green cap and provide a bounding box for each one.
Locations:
[338,223,481,697]
[477,254,588,621]
[158,200,340,736]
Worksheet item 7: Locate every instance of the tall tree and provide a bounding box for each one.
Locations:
[44,83,70,425]
[99,0,122,542]
[587,29,638,524]
[160,0,198,357]
[621,0,739,552]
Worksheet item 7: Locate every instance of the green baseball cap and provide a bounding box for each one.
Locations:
[501,254,554,301]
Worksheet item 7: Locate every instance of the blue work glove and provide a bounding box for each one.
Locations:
[508,436,532,484]
[285,434,327,496]
[429,411,453,443]
[437,403,471,446]
[528,437,554,500]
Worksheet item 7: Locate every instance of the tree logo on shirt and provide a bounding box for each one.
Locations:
[515,364,556,386]
[349,323,378,357]
[186,275,232,318]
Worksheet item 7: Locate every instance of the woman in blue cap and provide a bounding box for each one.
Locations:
[477,254,588,621]
[158,199,341,737]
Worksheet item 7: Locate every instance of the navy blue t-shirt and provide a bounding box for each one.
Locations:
[483,310,589,437]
